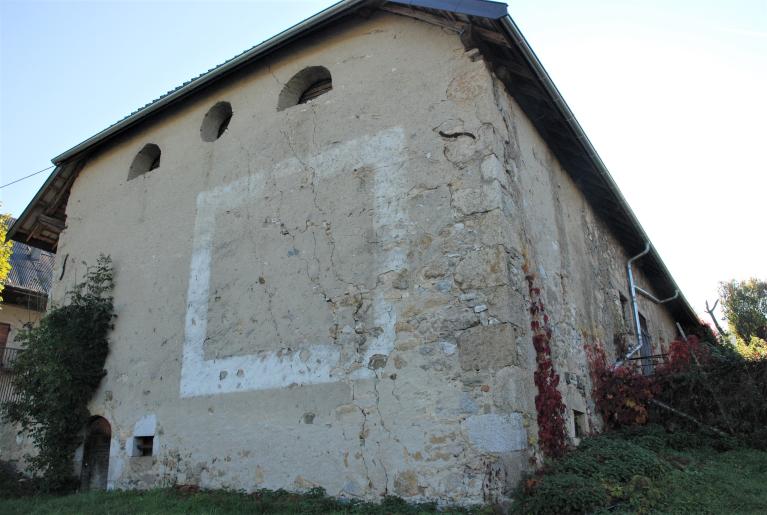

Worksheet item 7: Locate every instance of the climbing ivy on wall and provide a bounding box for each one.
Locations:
[525,273,568,458]
[1,255,114,492]
[584,341,658,429]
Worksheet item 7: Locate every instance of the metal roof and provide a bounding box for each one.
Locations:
[4,220,54,297]
[7,0,701,328]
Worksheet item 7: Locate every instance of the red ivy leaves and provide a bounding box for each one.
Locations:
[526,274,567,458]
[584,341,659,429]
[657,335,708,374]
[584,337,709,429]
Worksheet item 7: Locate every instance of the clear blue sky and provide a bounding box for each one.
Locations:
[1,0,765,321]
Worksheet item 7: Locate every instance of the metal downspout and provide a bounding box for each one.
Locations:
[635,286,679,305]
[626,243,651,359]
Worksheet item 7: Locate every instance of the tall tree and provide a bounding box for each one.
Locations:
[0,211,14,302]
[719,278,767,344]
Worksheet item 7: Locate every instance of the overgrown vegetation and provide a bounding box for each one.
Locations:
[585,341,658,429]
[550,316,767,513]
[513,425,767,514]
[585,332,767,445]
[513,270,767,515]
[654,342,767,447]
[0,462,37,499]
[1,256,114,492]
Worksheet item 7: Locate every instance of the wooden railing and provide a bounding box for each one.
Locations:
[0,347,22,404]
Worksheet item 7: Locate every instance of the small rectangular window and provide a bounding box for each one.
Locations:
[0,323,10,368]
[133,436,154,457]
[573,410,588,439]
[619,293,629,326]
[0,323,10,347]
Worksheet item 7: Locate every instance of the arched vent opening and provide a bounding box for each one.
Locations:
[277,66,332,111]
[128,143,161,180]
[200,101,233,142]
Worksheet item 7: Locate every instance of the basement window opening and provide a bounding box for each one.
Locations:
[277,66,332,111]
[200,101,233,142]
[128,143,161,180]
[573,410,587,439]
[619,292,629,326]
[133,436,154,457]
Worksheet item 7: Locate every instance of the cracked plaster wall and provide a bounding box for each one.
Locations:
[482,62,681,441]
[2,11,680,506]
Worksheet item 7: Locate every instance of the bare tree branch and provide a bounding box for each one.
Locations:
[705,299,727,337]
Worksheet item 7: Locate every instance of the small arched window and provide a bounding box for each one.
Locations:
[277,66,332,111]
[128,143,161,180]
[200,101,233,142]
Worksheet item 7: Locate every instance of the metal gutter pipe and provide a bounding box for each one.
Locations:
[627,242,651,354]
[635,286,679,305]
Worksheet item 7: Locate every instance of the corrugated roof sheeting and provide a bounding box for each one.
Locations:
[5,220,55,296]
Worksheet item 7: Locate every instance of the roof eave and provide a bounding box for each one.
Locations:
[6,166,60,246]
[52,0,509,165]
[51,0,374,165]
[11,0,699,328]
[498,15,699,326]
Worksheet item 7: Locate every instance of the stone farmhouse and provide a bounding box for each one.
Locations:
[4,0,700,504]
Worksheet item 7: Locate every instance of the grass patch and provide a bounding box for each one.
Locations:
[0,486,488,515]
[513,425,767,514]
[3,426,766,514]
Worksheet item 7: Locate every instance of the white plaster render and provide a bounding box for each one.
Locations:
[180,128,406,397]
[107,436,125,490]
[132,413,157,436]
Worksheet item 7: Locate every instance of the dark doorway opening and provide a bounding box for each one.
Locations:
[81,417,111,491]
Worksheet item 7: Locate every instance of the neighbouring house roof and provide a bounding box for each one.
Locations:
[6,0,700,327]
[4,219,54,305]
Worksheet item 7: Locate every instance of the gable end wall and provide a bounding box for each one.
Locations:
[1,12,681,505]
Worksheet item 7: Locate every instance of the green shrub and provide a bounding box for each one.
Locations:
[654,351,767,439]
[554,435,670,483]
[513,473,608,515]
[0,461,38,499]
[605,424,738,453]
[0,256,114,492]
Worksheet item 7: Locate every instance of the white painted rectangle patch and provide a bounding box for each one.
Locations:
[180,128,407,397]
